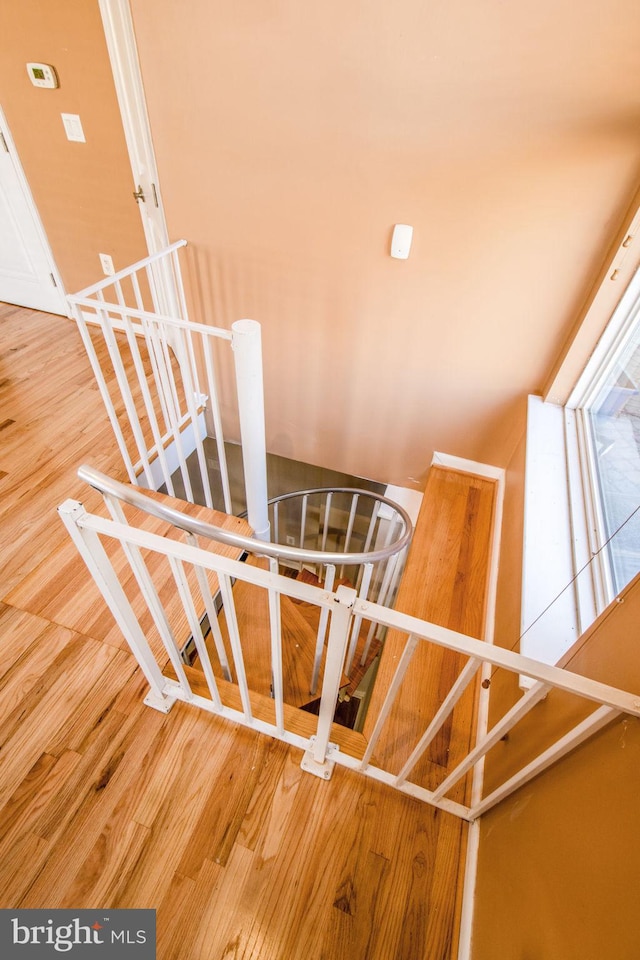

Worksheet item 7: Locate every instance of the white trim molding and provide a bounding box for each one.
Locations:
[428,452,506,960]
[432,450,505,482]
[520,397,581,672]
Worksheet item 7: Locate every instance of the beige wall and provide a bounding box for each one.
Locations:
[474,404,640,960]
[2,2,640,484]
[129,0,640,485]
[472,574,640,959]
[545,182,640,404]
[0,0,147,295]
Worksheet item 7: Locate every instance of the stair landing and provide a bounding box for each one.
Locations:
[363,464,498,800]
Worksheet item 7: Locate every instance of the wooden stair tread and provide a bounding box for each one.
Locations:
[204,558,349,709]
[206,554,359,709]
[342,625,383,698]
[286,569,383,699]
[295,566,355,592]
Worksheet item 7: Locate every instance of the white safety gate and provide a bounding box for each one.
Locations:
[58,471,640,823]
[67,240,270,538]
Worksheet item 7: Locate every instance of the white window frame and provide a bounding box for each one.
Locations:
[521,397,580,671]
[521,266,640,674]
[566,264,640,609]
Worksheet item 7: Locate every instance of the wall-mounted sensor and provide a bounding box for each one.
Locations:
[391,224,413,260]
[26,63,59,88]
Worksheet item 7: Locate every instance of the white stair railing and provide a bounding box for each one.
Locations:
[79,466,413,700]
[263,486,412,691]
[59,469,640,822]
[67,241,268,537]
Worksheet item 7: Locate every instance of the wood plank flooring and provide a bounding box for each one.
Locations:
[0,302,495,959]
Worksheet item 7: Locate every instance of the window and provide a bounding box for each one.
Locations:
[568,266,640,605]
[522,267,640,671]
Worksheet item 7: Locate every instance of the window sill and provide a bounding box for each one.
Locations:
[521,396,589,676]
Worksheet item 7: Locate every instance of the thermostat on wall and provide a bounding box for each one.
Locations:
[26,63,59,89]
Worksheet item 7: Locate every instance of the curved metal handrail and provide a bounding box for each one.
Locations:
[266,486,401,510]
[77,465,413,567]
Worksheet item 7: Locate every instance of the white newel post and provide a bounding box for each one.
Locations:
[57,499,176,713]
[231,319,270,541]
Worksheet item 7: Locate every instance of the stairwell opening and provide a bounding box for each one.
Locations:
[158,440,402,733]
[156,436,386,519]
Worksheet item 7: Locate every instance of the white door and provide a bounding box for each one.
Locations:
[0,106,67,315]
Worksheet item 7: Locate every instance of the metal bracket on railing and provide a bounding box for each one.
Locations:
[143,690,178,714]
[301,736,339,780]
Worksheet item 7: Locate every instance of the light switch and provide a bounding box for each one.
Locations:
[61,113,86,143]
[99,253,115,276]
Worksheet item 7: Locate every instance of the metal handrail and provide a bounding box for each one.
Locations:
[267,486,399,509]
[77,465,413,567]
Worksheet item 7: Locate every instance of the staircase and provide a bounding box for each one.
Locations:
[69,464,412,740]
[186,516,406,725]
[284,568,383,715]
[198,560,337,710]
[61,243,640,826]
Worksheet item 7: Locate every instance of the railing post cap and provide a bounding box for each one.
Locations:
[335,584,358,607]
[58,498,86,519]
[232,318,261,337]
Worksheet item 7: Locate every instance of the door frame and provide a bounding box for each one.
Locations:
[99,0,171,258]
[0,104,68,315]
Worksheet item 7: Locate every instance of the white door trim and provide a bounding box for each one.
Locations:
[99,0,170,256]
[0,104,67,315]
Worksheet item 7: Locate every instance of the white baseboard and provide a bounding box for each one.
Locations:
[432,450,505,482]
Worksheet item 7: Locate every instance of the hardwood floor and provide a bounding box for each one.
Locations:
[0,302,496,959]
